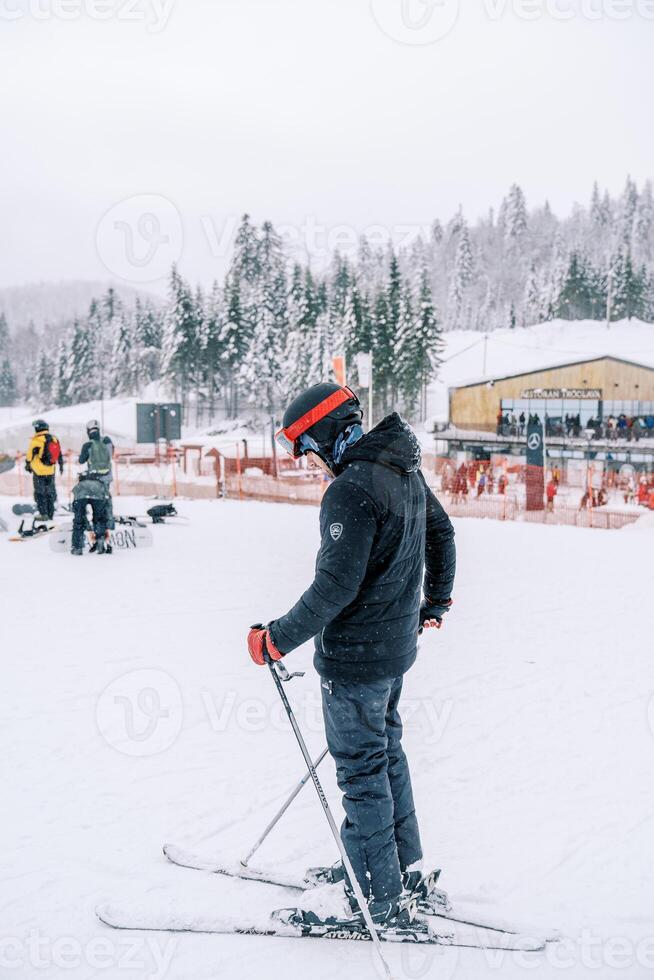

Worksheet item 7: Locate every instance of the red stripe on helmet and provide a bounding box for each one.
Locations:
[284,387,356,442]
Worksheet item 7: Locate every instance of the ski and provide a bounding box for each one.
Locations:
[162,843,552,940]
[96,903,546,951]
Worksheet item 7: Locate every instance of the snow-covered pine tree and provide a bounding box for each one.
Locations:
[611,248,645,321]
[220,271,249,417]
[200,281,225,424]
[619,176,638,244]
[372,252,402,412]
[0,314,17,406]
[635,180,653,260]
[0,358,17,407]
[109,310,136,397]
[555,251,601,321]
[161,265,200,407]
[0,313,9,357]
[36,350,54,408]
[306,311,331,386]
[133,298,163,387]
[66,319,96,404]
[590,182,608,229]
[327,253,351,366]
[395,265,442,419]
[447,221,474,330]
[241,221,288,413]
[523,261,541,327]
[504,184,528,242]
[53,339,71,407]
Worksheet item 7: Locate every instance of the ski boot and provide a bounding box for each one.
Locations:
[345,880,419,929]
[304,860,345,887]
[274,887,420,937]
[71,547,84,556]
[402,867,451,914]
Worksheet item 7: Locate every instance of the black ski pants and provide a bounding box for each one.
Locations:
[33,474,56,520]
[321,675,422,904]
[72,497,108,550]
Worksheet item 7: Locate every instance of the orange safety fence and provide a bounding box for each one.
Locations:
[0,446,647,529]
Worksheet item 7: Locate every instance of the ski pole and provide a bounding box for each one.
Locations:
[241,746,329,868]
[266,659,395,980]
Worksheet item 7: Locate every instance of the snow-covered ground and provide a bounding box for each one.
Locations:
[1,497,652,980]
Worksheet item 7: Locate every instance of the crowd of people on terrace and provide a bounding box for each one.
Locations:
[496,409,654,440]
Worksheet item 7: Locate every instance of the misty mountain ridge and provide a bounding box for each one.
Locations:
[0,281,162,332]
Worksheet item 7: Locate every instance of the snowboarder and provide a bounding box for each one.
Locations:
[79,420,114,528]
[25,419,64,520]
[70,472,111,555]
[246,383,456,930]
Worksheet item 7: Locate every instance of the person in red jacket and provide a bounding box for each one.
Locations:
[546,478,557,513]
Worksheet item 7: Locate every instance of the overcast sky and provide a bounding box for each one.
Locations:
[1,0,653,294]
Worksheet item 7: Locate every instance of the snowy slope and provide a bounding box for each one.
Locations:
[0,499,652,979]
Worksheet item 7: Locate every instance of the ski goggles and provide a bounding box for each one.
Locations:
[275,386,358,459]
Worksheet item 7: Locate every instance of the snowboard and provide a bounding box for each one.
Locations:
[49,523,154,553]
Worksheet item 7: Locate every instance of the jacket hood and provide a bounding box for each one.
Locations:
[340,413,422,474]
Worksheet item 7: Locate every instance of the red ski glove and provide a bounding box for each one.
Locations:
[247,624,284,666]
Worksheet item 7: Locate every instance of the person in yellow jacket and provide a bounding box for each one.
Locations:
[25,419,64,520]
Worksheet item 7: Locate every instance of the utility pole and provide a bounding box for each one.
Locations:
[482,333,488,376]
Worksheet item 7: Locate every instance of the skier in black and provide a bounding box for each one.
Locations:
[79,419,115,529]
[247,383,456,929]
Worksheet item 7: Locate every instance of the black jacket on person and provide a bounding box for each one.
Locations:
[269,413,456,682]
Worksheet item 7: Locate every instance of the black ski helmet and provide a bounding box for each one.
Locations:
[277,383,362,459]
[32,419,48,432]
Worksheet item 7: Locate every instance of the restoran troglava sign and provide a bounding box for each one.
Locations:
[521,388,602,399]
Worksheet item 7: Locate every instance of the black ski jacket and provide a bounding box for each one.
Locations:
[269,414,456,682]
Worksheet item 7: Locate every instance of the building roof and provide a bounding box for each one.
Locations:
[450,355,654,392]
